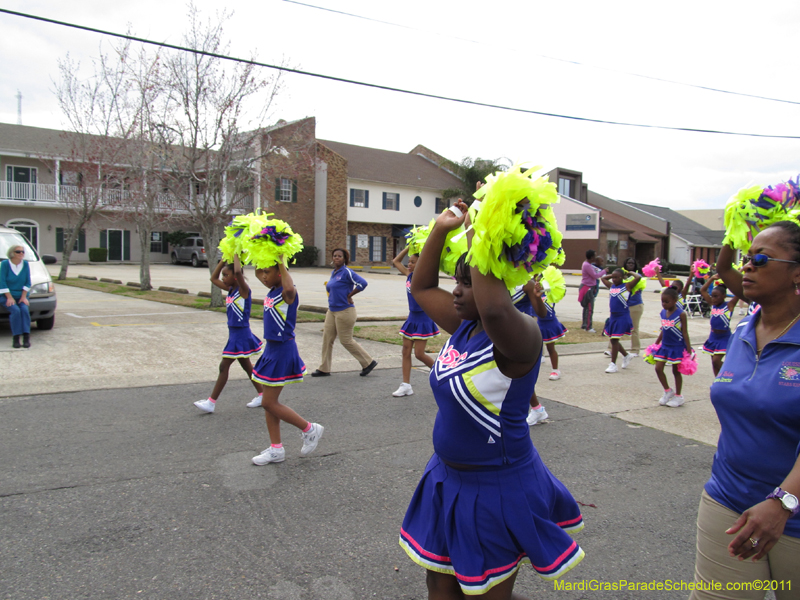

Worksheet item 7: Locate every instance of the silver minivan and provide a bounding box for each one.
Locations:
[0,226,57,330]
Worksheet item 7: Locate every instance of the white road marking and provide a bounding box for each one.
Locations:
[65,311,202,319]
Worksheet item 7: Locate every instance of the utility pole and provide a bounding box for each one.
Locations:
[16,90,22,125]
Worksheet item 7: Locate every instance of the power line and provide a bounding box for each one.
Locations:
[281,0,800,108]
[2,7,800,140]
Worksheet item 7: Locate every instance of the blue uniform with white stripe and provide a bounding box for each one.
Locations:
[703,305,732,355]
[399,273,440,340]
[326,267,367,312]
[251,285,305,386]
[511,285,533,316]
[654,306,686,363]
[400,320,585,592]
[603,285,633,339]
[221,285,263,358]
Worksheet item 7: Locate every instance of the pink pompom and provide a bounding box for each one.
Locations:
[642,258,661,278]
[692,259,710,277]
[677,349,698,375]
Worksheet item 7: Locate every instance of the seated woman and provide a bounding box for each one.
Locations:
[1,244,32,348]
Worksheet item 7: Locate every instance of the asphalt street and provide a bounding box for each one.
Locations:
[0,266,754,599]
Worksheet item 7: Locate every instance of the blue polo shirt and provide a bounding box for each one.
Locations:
[326,267,368,312]
[705,313,800,537]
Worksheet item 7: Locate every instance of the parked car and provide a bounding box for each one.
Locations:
[0,226,57,330]
[171,236,208,267]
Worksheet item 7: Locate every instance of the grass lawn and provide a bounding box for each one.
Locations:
[56,278,327,322]
[353,320,653,349]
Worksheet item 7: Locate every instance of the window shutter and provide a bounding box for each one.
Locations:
[100,230,107,249]
[349,235,356,262]
[381,237,387,261]
[275,179,280,203]
[56,228,64,253]
[382,192,387,210]
[364,190,369,208]
[349,189,355,207]
[123,230,131,260]
[368,237,374,261]
[292,180,298,203]
[78,229,86,253]
[395,194,400,211]
[162,231,169,254]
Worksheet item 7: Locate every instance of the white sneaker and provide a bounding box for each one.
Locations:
[604,362,618,373]
[666,394,685,408]
[739,308,745,316]
[621,354,633,369]
[658,389,675,406]
[603,350,611,357]
[392,383,414,397]
[527,406,549,426]
[252,446,286,465]
[589,328,596,333]
[194,399,215,413]
[629,352,639,358]
[246,394,263,408]
[300,423,324,456]
[548,370,561,381]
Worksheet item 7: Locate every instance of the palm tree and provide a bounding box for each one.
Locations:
[439,157,509,204]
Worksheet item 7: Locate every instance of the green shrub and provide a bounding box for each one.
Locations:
[166,230,188,248]
[668,263,690,275]
[89,247,108,262]
[293,246,319,268]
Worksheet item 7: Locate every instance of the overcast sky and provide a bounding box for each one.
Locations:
[2,0,799,210]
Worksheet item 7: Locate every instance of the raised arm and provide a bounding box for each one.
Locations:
[681,274,692,299]
[410,202,467,334]
[600,274,613,289]
[210,259,229,291]
[624,271,642,292]
[699,274,716,305]
[528,280,548,319]
[233,255,249,299]
[392,246,410,276]
[279,261,296,306]
[716,244,744,300]
[655,265,668,289]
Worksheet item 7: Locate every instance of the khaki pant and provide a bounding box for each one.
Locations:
[689,490,800,600]
[318,307,373,372]
[607,303,644,353]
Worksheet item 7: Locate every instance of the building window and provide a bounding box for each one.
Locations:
[414,196,422,207]
[369,236,386,262]
[606,232,619,265]
[435,197,450,214]
[150,231,163,254]
[275,178,296,203]
[56,228,86,253]
[7,219,39,252]
[382,192,399,211]
[350,189,368,208]
[558,177,572,198]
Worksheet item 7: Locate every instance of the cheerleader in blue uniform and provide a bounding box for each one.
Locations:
[511,281,549,426]
[698,275,738,377]
[600,269,642,374]
[194,256,264,414]
[391,246,439,397]
[250,261,323,465]
[400,201,584,598]
[652,287,693,407]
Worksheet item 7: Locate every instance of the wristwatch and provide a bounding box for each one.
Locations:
[766,487,800,517]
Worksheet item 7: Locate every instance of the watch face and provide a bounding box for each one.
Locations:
[784,494,799,510]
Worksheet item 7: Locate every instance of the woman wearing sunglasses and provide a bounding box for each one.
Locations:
[690,221,800,598]
[0,245,32,348]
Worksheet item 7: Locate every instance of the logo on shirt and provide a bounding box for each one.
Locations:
[437,344,468,370]
[779,362,800,383]
[405,280,411,292]
[714,370,734,384]
[264,297,276,309]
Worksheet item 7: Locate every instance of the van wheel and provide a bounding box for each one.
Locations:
[171,253,179,265]
[191,255,200,268]
[37,316,55,330]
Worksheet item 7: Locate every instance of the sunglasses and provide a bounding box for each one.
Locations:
[743,253,800,268]
[13,250,24,254]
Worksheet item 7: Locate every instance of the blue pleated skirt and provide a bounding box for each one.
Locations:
[603,312,633,339]
[399,453,585,595]
[222,326,264,358]
[539,319,568,343]
[702,331,731,355]
[251,338,306,386]
[400,311,440,340]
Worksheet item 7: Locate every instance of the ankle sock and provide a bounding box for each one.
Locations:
[302,422,312,433]
[271,443,283,449]
[208,398,216,403]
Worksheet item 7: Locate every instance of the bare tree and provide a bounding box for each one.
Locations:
[155,4,283,306]
[53,43,141,279]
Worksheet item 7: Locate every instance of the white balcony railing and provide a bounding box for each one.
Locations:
[1,181,253,213]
